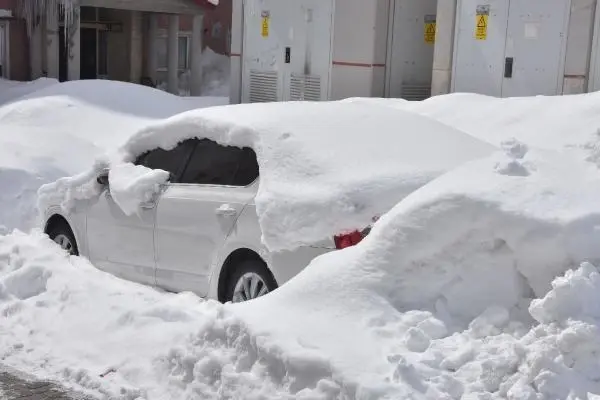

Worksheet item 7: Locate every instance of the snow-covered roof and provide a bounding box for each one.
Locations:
[115,101,496,251]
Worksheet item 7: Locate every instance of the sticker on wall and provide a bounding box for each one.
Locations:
[475,5,489,40]
[524,22,540,39]
[261,11,270,38]
[424,15,436,44]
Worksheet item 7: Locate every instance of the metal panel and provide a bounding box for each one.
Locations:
[289,73,321,101]
[501,0,570,96]
[248,70,279,102]
[400,83,431,101]
[452,0,509,96]
[242,0,286,102]
[242,0,333,103]
[283,0,333,101]
[386,0,437,99]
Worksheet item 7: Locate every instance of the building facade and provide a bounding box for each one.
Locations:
[0,0,232,95]
[231,0,600,103]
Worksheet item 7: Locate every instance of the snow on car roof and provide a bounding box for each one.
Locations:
[116,101,496,251]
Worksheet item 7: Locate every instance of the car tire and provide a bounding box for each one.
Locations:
[225,260,277,303]
[47,221,79,256]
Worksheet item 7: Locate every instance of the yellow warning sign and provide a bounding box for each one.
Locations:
[261,10,270,38]
[424,15,436,44]
[475,5,489,40]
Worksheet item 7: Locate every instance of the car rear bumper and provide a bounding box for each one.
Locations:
[268,245,332,287]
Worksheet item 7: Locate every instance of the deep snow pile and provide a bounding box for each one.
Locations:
[0,80,227,232]
[345,92,600,160]
[0,77,58,106]
[39,101,495,252]
[4,142,600,399]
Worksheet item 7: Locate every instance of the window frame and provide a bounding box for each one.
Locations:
[156,32,190,72]
[133,139,260,189]
[176,138,260,188]
[133,140,196,183]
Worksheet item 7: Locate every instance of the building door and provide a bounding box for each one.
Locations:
[0,22,6,78]
[501,0,570,96]
[242,0,287,102]
[59,28,67,82]
[452,0,510,96]
[241,0,333,103]
[386,0,438,100]
[80,28,97,79]
[452,0,570,97]
[283,0,333,101]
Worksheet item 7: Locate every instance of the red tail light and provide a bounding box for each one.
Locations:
[334,230,368,250]
[334,217,378,250]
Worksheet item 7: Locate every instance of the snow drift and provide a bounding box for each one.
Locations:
[0,77,58,106]
[4,140,600,399]
[0,79,228,232]
[40,100,495,252]
[345,92,600,160]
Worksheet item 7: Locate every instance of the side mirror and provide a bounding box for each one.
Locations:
[97,170,109,186]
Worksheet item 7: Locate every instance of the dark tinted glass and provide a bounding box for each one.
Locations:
[134,139,195,182]
[180,139,259,186]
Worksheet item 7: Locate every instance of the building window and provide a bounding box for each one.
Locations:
[157,35,189,71]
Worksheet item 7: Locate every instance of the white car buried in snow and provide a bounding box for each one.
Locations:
[39,101,495,303]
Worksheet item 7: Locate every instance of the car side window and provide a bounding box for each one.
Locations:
[180,139,259,186]
[134,139,195,182]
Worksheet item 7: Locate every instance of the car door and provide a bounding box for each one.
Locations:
[86,140,195,285]
[154,139,259,296]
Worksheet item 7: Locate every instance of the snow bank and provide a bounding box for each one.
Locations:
[0,80,227,232]
[345,92,600,161]
[5,143,600,399]
[232,142,600,399]
[0,77,58,106]
[0,231,356,399]
[43,101,494,251]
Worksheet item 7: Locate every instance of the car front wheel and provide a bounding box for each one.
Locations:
[47,221,79,256]
[226,260,277,303]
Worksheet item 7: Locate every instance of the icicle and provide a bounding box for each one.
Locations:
[17,0,78,38]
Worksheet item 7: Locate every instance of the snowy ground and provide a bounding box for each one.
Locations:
[3,89,600,399]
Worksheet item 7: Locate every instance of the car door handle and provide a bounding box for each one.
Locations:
[216,205,237,217]
[140,201,156,209]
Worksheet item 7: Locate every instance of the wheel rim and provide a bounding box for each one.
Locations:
[232,272,270,303]
[53,234,74,254]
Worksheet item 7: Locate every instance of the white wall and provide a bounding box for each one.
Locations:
[563,0,595,94]
[330,0,389,100]
[229,0,242,103]
[431,0,457,96]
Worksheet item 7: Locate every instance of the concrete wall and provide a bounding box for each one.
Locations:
[563,0,596,94]
[373,0,390,97]
[330,0,387,100]
[431,0,456,96]
[0,0,15,11]
[229,0,242,103]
